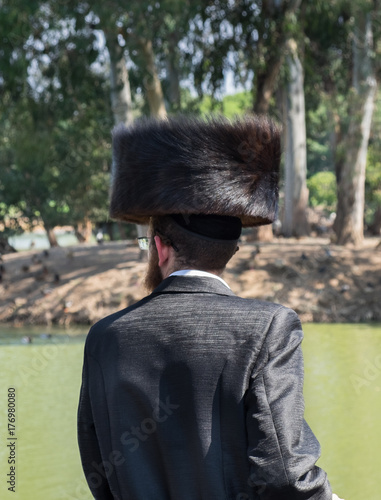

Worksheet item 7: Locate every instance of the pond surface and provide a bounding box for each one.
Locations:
[8,231,80,251]
[0,323,380,500]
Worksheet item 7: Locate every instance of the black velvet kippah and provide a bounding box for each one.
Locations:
[170,214,242,241]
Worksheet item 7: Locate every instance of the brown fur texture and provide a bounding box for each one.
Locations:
[110,115,281,227]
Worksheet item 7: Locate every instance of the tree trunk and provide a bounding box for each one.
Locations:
[251,54,282,240]
[254,56,284,114]
[138,37,167,119]
[103,31,137,235]
[334,12,377,246]
[105,33,133,126]
[331,110,344,185]
[282,38,310,237]
[117,221,127,240]
[165,34,181,112]
[252,0,302,115]
[43,224,59,247]
[0,237,16,254]
[75,219,93,243]
[250,225,274,242]
[249,0,302,242]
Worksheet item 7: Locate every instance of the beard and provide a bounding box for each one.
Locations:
[143,244,163,292]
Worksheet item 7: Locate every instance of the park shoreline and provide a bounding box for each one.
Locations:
[1,237,380,326]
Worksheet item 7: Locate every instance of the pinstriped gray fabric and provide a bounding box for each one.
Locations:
[78,276,332,500]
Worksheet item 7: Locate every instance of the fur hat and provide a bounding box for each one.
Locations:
[109,115,281,227]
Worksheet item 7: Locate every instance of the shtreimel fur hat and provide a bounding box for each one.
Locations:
[110,115,281,227]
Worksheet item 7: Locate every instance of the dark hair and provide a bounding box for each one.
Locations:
[150,216,238,273]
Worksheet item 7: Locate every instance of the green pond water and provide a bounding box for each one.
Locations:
[0,323,380,500]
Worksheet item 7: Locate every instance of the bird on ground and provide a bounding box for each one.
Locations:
[324,247,333,259]
[250,244,261,260]
[35,265,49,281]
[32,254,42,265]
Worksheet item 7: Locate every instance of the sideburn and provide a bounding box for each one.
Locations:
[143,243,163,292]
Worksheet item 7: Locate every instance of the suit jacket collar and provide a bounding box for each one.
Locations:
[150,275,236,297]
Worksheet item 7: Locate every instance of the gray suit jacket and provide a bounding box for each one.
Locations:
[78,276,332,499]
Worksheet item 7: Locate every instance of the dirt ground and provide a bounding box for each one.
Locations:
[0,236,380,326]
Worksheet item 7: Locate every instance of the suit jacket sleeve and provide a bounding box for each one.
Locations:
[77,345,114,500]
[245,307,332,500]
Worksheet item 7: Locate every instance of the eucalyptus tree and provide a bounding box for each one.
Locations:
[232,0,307,239]
[303,0,380,245]
[282,36,310,237]
[333,3,379,245]
[115,0,202,116]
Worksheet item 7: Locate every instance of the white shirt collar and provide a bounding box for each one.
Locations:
[169,269,231,289]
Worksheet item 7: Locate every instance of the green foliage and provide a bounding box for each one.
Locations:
[365,145,381,225]
[186,91,252,118]
[221,92,252,118]
[1,0,381,242]
[306,98,335,176]
[0,0,112,238]
[307,171,337,211]
[0,96,112,233]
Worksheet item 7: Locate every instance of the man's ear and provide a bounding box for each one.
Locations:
[154,235,171,267]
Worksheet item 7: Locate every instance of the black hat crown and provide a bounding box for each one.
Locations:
[110,114,281,227]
